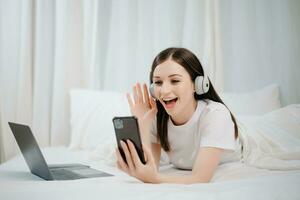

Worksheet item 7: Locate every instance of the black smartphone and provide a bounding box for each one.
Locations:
[112,116,146,164]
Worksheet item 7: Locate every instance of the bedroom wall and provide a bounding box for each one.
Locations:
[219,0,300,106]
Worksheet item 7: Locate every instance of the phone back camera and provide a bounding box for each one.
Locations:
[114,119,124,129]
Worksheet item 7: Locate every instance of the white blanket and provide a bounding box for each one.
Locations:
[1,147,300,200]
[238,104,300,170]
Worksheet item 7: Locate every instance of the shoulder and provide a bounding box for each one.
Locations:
[199,100,231,120]
[196,100,234,136]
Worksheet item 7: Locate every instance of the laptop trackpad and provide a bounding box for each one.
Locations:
[48,163,89,169]
[49,164,113,180]
[70,168,113,178]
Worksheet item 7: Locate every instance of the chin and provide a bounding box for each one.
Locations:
[162,101,181,117]
[165,108,179,118]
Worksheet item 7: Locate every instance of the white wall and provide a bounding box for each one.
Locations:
[219,0,300,105]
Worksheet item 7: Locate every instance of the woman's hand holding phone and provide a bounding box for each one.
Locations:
[126,83,157,146]
[116,140,159,183]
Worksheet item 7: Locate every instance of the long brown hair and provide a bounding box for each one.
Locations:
[150,47,238,152]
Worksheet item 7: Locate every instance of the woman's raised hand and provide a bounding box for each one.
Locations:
[127,83,157,133]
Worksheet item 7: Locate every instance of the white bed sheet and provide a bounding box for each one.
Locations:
[0,147,300,200]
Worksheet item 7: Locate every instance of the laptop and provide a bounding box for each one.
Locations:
[8,122,113,180]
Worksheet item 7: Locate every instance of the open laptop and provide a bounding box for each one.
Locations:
[8,122,113,180]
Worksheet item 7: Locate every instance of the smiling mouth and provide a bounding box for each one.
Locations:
[163,98,178,108]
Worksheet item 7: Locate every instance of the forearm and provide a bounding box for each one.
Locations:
[155,173,209,184]
[140,129,151,148]
[138,119,151,144]
[153,147,222,184]
[139,128,161,170]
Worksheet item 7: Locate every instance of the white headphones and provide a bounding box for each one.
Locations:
[194,72,210,95]
[149,83,156,98]
[149,72,210,98]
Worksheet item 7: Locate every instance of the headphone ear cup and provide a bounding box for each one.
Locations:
[149,83,156,98]
[202,75,210,93]
[195,76,204,95]
[195,76,209,95]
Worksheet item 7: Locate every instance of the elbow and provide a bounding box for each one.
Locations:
[190,174,212,184]
[197,178,211,184]
[191,178,210,184]
[184,178,210,185]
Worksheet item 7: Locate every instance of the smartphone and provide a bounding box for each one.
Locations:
[112,116,146,164]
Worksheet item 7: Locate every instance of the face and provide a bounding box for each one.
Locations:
[152,59,197,120]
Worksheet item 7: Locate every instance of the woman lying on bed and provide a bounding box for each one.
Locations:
[115,47,239,184]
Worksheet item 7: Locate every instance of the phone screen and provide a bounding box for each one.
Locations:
[112,116,146,164]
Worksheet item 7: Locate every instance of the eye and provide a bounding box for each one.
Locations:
[171,80,180,84]
[154,81,162,86]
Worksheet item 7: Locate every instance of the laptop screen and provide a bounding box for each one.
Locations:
[8,122,53,180]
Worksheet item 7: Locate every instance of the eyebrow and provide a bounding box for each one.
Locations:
[153,74,183,78]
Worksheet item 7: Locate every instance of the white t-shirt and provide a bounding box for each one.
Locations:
[150,100,241,170]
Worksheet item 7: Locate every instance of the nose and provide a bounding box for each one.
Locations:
[159,82,172,95]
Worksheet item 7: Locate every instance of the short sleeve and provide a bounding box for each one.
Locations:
[199,105,235,151]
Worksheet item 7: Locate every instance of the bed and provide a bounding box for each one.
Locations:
[1,147,300,200]
[1,84,300,200]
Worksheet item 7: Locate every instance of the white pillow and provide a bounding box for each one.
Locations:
[220,84,281,115]
[69,89,130,150]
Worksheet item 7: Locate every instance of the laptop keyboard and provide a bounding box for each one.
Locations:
[50,169,83,180]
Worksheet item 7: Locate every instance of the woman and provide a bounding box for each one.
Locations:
[116,47,239,184]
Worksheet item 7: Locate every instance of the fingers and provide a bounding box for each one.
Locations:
[136,83,143,103]
[149,96,157,111]
[127,140,142,167]
[120,141,135,170]
[126,93,133,109]
[116,154,123,170]
[130,83,150,105]
[143,83,150,106]
[132,83,143,104]
[133,85,139,103]
[115,148,129,173]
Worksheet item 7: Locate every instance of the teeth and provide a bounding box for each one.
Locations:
[163,98,178,105]
[163,98,177,101]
